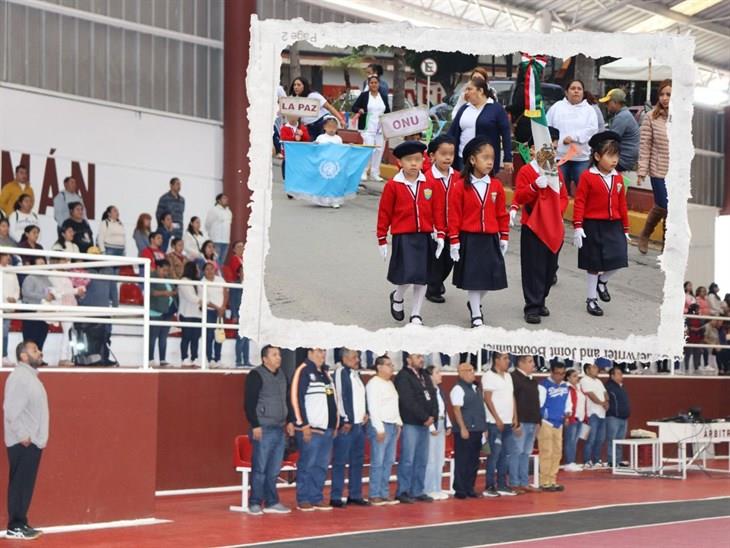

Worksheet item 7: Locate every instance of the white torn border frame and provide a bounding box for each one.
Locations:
[240,16,694,363]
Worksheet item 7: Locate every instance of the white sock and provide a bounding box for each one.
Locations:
[598,270,618,285]
[411,285,427,317]
[468,291,482,318]
[393,285,408,312]
[587,274,599,300]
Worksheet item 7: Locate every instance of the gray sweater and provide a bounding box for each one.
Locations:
[609,107,640,170]
[3,362,49,448]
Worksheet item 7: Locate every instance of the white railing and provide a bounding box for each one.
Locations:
[0,245,243,370]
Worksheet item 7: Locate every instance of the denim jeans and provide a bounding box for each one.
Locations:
[397,424,429,497]
[2,319,9,358]
[295,428,334,505]
[368,423,398,499]
[330,423,366,501]
[205,310,222,362]
[103,246,125,257]
[563,421,581,464]
[214,243,228,264]
[424,427,446,495]
[606,416,628,466]
[179,315,200,361]
[149,315,171,362]
[228,287,242,318]
[559,160,590,195]
[508,422,537,487]
[236,336,250,366]
[486,423,512,490]
[583,414,606,464]
[250,426,285,506]
[650,177,668,210]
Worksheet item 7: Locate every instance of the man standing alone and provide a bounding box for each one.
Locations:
[244,345,295,515]
[394,353,438,503]
[538,362,571,491]
[605,366,631,467]
[3,341,49,540]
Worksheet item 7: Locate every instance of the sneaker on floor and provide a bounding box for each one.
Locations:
[248,504,264,515]
[583,461,593,469]
[369,497,387,506]
[564,463,583,472]
[414,494,434,502]
[330,499,346,508]
[297,502,315,512]
[149,360,159,367]
[159,361,169,367]
[263,503,291,514]
[313,502,332,511]
[597,460,607,468]
[6,526,40,540]
[552,484,565,491]
[371,175,383,182]
[182,359,193,367]
[397,494,415,504]
[346,498,370,506]
[385,497,401,505]
[427,492,442,500]
[497,487,518,496]
[482,487,500,497]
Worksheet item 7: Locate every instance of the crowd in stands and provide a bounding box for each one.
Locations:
[0,166,249,368]
[683,281,730,375]
[243,348,632,514]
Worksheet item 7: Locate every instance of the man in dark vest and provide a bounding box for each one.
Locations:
[510,355,541,493]
[244,345,295,515]
[449,362,487,498]
[394,352,438,503]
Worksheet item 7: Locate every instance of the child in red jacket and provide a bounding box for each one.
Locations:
[376,140,441,325]
[447,136,509,327]
[572,131,630,317]
[279,115,310,183]
[425,135,460,304]
[511,127,569,324]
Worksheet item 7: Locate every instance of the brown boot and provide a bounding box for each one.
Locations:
[638,206,666,254]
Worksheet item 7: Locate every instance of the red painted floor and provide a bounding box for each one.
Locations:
[16,468,730,548]
[496,516,730,547]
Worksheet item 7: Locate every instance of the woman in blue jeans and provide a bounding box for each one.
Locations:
[178,262,202,366]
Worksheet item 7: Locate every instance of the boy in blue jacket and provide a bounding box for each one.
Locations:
[538,362,571,491]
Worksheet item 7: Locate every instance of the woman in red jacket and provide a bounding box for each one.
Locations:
[572,131,630,317]
[447,136,509,327]
[376,141,442,325]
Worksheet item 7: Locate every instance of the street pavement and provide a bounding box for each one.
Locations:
[265,163,664,339]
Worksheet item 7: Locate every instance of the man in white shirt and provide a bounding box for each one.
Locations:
[331,349,369,507]
[579,360,610,467]
[365,355,402,506]
[481,352,518,497]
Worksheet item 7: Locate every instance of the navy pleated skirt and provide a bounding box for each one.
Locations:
[452,232,507,291]
[388,233,432,285]
[578,219,628,272]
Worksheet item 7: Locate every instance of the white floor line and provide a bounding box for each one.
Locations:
[219,495,730,548]
[0,517,170,537]
[156,485,241,496]
[465,515,730,547]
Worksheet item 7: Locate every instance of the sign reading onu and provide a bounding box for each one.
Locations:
[380,108,431,139]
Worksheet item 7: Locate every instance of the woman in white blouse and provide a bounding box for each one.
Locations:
[97,206,126,256]
[183,217,206,262]
[351,75,391,182]
[178,262,202,367]
[204,194,233,262]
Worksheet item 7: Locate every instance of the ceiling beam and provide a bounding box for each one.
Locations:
[623,0,730,41]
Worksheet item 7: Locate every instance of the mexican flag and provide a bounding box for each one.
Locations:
[521,53,564,254]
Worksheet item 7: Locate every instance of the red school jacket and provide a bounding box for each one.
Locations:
[573,167,629,232]
[376,171,437,245]
[279,123,311,157]
[447,176,509,245]
[512,161,569,225]
[424,165,462,240]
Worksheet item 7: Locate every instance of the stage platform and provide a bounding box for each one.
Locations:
[11,467,730,547]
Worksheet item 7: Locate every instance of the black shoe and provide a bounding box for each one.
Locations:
[467,492,480,498]
[287,194,294,199]
[467,302,484,327]
[426,293,445,303]
[586,298,604,316]
[415,494,434,502]
[454,493,467,499]
[597,279,611,302]
[390,290,405,321]
[346,498,370,506]
[525,312,541,324]
[397,494,415,504]
[539,306,550,317]
[330,499,346,508]
[6,526,40,540]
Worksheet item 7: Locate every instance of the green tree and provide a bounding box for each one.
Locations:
[405,50,479,102]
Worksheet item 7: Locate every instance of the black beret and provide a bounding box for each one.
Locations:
[588,130,621,149]
[528,126,560,147]
[393,140,427,159]
[461,136,491,161]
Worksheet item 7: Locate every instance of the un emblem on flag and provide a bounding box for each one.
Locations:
[319,160,341,180]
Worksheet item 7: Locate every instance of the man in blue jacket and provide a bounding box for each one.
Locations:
[331,349,369,508]
[605,366,631,467]
[538,362,571,492]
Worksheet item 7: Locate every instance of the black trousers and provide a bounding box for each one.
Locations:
[452,431,482,497]
[21,321,48,351]
[520,225,560,315]
[427,243,454,298]
[7,444,42,530]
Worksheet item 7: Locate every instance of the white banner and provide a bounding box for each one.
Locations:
[380,107,431,139]
[278,96,321,118]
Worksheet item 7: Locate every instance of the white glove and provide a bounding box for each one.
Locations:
[546,174,560,193]
[379,244,388,261]
[500,240,508,256]
[535,175,548,189]
[509,208,518,227]
[625,232,632,242]
[450,243,460,262]
[435,237,444,259]
[573,227,586,249]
